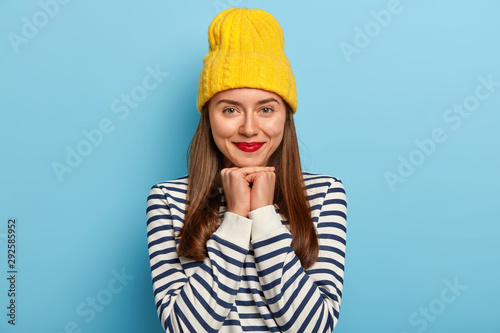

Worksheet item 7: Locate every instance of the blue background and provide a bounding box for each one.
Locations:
[1,0,499,332]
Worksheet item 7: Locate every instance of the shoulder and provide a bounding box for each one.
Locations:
[148,174,189,199]
[302,172,347,226]
[302,171,344,192]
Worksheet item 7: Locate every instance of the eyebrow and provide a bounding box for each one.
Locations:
[215,97,281,107]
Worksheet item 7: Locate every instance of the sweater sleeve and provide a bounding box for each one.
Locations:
[249,177,347,332]
[146,184,253,333]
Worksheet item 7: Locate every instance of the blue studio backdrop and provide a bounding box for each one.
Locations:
[1,1,499,332]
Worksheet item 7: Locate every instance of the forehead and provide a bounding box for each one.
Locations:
[209,88,284,106]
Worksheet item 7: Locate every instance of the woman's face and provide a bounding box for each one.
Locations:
[208,88,287,168]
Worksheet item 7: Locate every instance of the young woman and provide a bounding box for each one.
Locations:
[146,7,347,333]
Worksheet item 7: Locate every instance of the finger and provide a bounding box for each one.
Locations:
[235,166,275,176]
[221,167,240,175]
[245,171,275,183]
[222,166,274,174]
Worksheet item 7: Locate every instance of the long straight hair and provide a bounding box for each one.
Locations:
[178,103,319,269]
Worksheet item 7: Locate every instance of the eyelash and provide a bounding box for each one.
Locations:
[222,107,274,114]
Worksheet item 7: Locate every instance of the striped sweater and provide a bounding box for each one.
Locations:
[146,171,347,332]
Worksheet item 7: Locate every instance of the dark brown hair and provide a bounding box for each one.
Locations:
[178,103,319,269]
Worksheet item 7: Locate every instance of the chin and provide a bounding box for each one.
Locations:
[226,151,270,168]
[228,159,263,168]
[241,161,267,168]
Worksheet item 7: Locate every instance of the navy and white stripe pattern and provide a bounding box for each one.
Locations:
[146,171,347,332]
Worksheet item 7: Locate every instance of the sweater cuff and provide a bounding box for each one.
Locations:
[215,211,253,249]
[248,205,284,240]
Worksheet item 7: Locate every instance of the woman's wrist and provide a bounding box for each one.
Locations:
[227,207,249,218]
[249,204,275,214]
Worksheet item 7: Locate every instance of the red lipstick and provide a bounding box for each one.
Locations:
[234,142,264,152]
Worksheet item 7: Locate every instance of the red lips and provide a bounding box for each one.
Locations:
[234,142,264,152]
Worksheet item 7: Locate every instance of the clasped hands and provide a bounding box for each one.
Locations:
[221,166,276,218]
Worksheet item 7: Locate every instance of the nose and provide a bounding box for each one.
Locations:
[239,112,259,137]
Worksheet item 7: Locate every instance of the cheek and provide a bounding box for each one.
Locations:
[211,119,236,142]
[263,118,286,139]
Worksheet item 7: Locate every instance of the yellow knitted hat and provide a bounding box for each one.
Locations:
[197,7,297,113]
